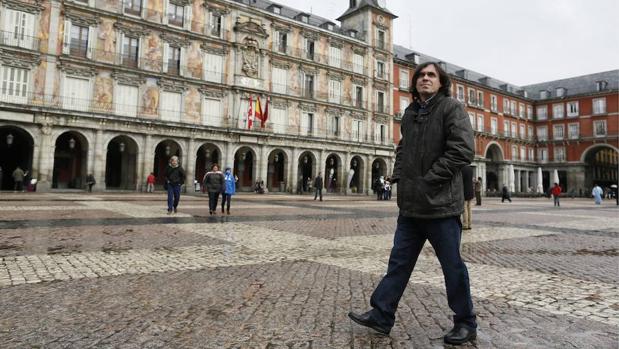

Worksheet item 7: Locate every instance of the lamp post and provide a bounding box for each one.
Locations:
[69,138,76,150]
[6,133,14,146]
[119,142,125,153]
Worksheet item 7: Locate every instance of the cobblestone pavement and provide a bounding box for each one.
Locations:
[0,192,617,348]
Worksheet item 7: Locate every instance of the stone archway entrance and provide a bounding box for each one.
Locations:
[485,144,503,192]
[324,154,341,193]
[52,131,88,189]
[348,155,364,193]
[153,140,182,185]
[584,145,618,190]
[297,151,315,193]
[267,149,287,192]
[371,158,387,192]
[0,126,34,190]
[195,144,221,183]
[105,135,138,190]
[234,147,255,191]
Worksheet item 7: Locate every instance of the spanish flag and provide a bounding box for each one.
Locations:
[255,96,263,126]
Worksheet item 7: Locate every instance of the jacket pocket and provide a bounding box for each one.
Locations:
[416,177,452,207]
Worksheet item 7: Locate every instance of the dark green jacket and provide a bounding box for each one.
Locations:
[393,94,474,218]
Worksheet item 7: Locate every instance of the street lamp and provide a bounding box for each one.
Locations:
[6,133,13,146]
[240,151,246,161]
[165,144,171,156]
[205,147,211,159]
[119,142,125,153]
[69,138,76,149]
[274,154,279,162]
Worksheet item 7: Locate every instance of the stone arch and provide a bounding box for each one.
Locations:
[582,144,618,190]
[153,139,183,185]
[324,153,343,193]
[371,157,388,191]
[0,125,35,190]
[485,142,504,191]
[105,135,140,190]
[267,148,288,192]
[234,146,257,191]
[484,142,504,161]
[297,150,318,193]
[348,155,365,193]
[195,142,224,182]
[52,130,89,189]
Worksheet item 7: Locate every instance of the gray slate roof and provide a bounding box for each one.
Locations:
[337,0,396,21]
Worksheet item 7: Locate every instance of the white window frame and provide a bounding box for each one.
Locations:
[203,52,224,83]
[490,117,498,135]
[399,96,409,114]
[520,146,526,162]
[490,94,498,112]
[329,46,342,68]
[328,79,341,104]
[399,69,409,89]
[468,112,476,129]
[519,124,525,139]
[271,106,287,134]
[519,103,525,118]
[554,146,565,162]
[568,123,579,140]
[503,98,510,115]
[527,105,533,120]
[537,105,547,120]
[352,119,363,141]
[537,126,548,141]
[538,148,548,162]
[477,90,484,108]
[592,98,606,114]
[567,101,579,117]
[553,124,564,140]
[552,103,564,119]
[511,145,518,161]
[468,88,476,106]
[593,120,607,137]
[528,125,533,140]
[476,114,483,132]
[456,85,465,102]
[503,120,510,137]
[0,65,29,104]
[352,53,364,74]
[528,148,534,161]
[2,9,35,49]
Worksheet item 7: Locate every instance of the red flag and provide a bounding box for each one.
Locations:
[247,95,253,129]
[255,96,263,125]
[262,96,269,128]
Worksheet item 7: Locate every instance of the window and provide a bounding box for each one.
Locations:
[329,115,340,137]
[537,105,547,120]
[123,0,142,16]
[511,145,518,161]
[527,105,533,120]
[528,148,534,161]
[203,53,223,83]
[271,107,287,133]
[377,91,385,113]
[70,25,89,57]
[160,91,182,122]
[0,66,28,103]
[568,123,579,139]
[121,36,139,68]
[538,148,548,162]
[537,126,547,141]
[376,61,385,79]
[556,88,565,97]
[300,113,313,135]
[399,97,409,114]
[399,70,409,89]
[329,46,342,68]
[354,85,364,108]
[3,9,34,49]
[303,73,314,98]
[567,101,579,117]
[519,103,525,118]
[326,23,334,31]
[209,12,223,37]
[511,122,517,138]
[553,124,564,140]
[490,117,498,135]
[63,76,90,111]
[596,81,608,91]
[503,98,509,114]
[167,3,185,27]
[468,88,476,106]
[352,54,364,74]
[202,98,222,127]
[490,95,498,112]
[300,15,309,24]
[328,79,341,104]
[468,112,476,129]
[593,120,607,137]
[503,120,510,137]
[477,91,484,108]
[352,119,363,141]
[554,146,565,162]
[520,146,526,162]
[276,31,287,53]
[476,114,483,132]
[115,84,138,117]
[552,103,564,119]
[519,124,525,139]
[377,30,385,49]
[528,125,533,140]
[272,67,287,94]
[167,46,181,75]
[272,6,281,14]
[592,98,606,114]
[510,101,517,116]
[304,38,315,60]
[540,90,549,99]
[456,85,465,102]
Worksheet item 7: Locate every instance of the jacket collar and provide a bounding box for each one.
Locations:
[409,93,446,116]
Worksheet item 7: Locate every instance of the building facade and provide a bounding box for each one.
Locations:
[0,0,397,193]
[393,46,618,196]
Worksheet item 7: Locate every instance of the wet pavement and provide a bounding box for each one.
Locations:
[0,192,618,348]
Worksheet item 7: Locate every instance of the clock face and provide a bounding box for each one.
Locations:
[377,0,386,8]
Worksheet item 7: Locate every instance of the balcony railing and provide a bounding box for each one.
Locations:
[0,30,40,51]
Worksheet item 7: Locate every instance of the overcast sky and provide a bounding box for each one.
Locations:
[280,0,619,86]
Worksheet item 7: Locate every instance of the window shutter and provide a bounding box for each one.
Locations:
[162,0,169,24]
[184,5,192,30]
[22,12,33,49]
[86,26,95,59]
[179,46,187,76]
[162,42,169,72]
[62,20,71,54]
[137,36,143,68]
[116,31,124,64]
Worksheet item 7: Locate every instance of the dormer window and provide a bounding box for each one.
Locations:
[350,0,357,7]
[327,23,334,31]
[556,87,566,97]
[272,6,281,14]
[596,80,608,91]
[349,30,357,38]
[540,90,549,99]
[301,15,309,23]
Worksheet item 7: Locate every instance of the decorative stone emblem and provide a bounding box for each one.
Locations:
[241,37,260,78]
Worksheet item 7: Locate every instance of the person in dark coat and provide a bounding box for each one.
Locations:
[203,163,224,215]
[461,166,474,230]
[313,172,323,201]
[165,156,186,214]
[474,177,482,205]
[348,62,477,345]
[501,185,512,203]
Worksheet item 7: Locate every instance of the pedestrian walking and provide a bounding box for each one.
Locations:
[165,156,185,214]
[146,172,156,192]
[474,177,482,205]
[203,163,224,215]
[348,62,477,345]
[383,178,391,200]
[221,167,236,215]
[12,166,26,192]
[86,173,96,192]
[550,183,562,207]
[592,184,603,205]
[501,185,512,203]
[461,165,474,230]
[313,172,323,201]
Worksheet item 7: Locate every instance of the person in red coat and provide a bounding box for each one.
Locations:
[551,183,562,207]
[146,172,156,193]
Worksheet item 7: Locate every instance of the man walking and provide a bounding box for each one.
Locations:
[12,166,26,192]
[474,177,482,205]
[348,62,477,345]
[313,172,323,201]
[461,165,474,230]
[501,185,512,203]
[550,182,562,207]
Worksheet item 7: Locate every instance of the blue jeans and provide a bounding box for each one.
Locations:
[369,215,477,330]
[167,184,181,211]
